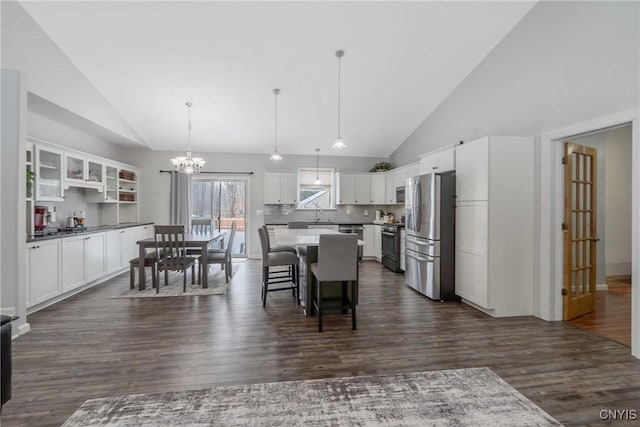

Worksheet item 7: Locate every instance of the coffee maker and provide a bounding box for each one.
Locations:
[34,206,58,236]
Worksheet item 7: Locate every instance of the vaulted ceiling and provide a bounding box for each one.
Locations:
[20,1,535,157]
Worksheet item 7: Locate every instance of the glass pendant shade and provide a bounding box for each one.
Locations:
[332,137,346,149]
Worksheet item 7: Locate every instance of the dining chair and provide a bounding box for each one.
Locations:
[129,251,158,290]
[154,225,196,293]
[310,233,358,332]
[258,227,299,307]
[191,218,212,234]
[198,221,236,284]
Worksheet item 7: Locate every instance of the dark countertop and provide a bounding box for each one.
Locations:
[27,222,154,243]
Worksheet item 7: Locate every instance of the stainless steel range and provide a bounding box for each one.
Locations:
[381,224,402,272]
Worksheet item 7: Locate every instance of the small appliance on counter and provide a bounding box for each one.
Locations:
[34,206,59,236]
[65,211,86,231]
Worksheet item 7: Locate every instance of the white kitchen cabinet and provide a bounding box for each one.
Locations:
[336,173,372,205]
[264,172,297,204]
[105,230,122,273]
[455,136,534,317]
[62,235,86,292]
[34,145,64,201]
[62,232,106,292]
[26,239,61,306]
[385,170,397,204]
[370,173,386,205]
[400,229,406,271]
[373,225,382,261]
[64,153,104,187]
[362,225,375,258]
[85,233,106,282]
[420,146,456,174]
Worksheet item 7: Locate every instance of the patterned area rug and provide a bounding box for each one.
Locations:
[110,263,239,298]
[63,368,562,426]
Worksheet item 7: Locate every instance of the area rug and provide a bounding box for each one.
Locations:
[110,263,240,298]
[62,368,562,426]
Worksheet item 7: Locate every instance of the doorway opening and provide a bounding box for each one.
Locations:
[192,177,248,257]
[563,124,632,346]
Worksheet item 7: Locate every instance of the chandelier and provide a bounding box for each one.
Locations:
[170,102,205,174]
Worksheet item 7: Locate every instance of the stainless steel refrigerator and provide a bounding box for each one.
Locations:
[404,171,456,300]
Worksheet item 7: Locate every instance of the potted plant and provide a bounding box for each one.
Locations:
[26,169,35,198]
[370,161,392,172]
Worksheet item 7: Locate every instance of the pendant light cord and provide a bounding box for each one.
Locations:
[275,91,278,152]
[186,102,193,152]
[337,54,341,139]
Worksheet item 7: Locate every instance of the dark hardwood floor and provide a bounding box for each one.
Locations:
[569,276,632,347]
[3,261,640,426]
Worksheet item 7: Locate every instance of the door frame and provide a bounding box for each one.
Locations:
[538,107,639,358]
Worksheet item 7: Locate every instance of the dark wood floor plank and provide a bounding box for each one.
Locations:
[2,260,639,426]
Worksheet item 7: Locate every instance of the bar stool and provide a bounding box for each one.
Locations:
[258,227,299,307]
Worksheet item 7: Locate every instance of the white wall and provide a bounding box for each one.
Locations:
[604,125,633,275]
[28,112,131,164]
[1,70,28,334]
[123,149,386,258]
[390,1,640,165]
[1,1,144,147]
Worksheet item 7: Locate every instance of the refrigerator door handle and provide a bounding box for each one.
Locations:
[405,252,433,263]
[406,236,433,246]
[414,180,421,232]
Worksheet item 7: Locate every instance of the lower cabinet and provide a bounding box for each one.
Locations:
[62,233,107,292]
[26,239,61,306]
[362,225,375,258]
[27,225,151,310]
[373,225,382,261]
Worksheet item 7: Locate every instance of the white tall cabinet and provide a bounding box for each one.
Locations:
[455,136,534,317]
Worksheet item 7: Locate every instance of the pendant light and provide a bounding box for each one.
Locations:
[270,88,283,160]
[333,50,346,149]
[314,149,321,185]
[170,102,206,174]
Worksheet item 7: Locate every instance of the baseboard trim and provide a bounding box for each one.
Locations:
[596,283,609,291]
[15,322,30,338]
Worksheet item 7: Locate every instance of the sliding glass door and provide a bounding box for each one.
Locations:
[192,178,247,257]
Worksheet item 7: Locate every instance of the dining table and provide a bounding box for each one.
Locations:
[136,230,225,290]
[274,228,364,316]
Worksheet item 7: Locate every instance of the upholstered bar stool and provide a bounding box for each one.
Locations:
[258,227,299,307]
[262,225,296,254]
[311,233,358,332]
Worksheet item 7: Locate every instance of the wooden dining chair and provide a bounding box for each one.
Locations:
[154,225,196,293]
[198,221,236,284]
[191,218,213,234]
[311,233,358,332]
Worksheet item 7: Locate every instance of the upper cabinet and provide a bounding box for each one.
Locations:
[370,173,386,205]
[420,146,455,174]
[264,172,297,204]
[64,153,104,187]
[35,145,64,201]
[456,138,489,201]
[336,173,371,205]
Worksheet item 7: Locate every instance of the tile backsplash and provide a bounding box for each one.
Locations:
[263,204,404,224]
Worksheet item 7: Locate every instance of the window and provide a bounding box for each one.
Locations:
[297,167,335,210]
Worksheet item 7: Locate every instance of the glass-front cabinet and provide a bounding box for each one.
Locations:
[35,145,64,201]
[65,153,104,185]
